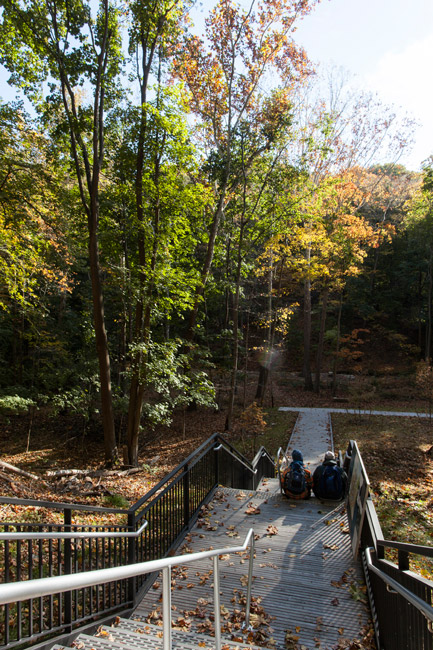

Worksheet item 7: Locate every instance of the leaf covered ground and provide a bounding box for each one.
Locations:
[332,412,433,578]
[0,372,302,510]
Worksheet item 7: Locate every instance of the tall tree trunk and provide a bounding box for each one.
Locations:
[41,0,119,463]
[89,224,117,463]
[126,52,164,465]
[255,253,274,404]
[303,269,313,391]
[332,294,343,395]
[225,225,244,431]
[186,190,228,341]
[418,271,423,353]
[314,287,329,394]
[243,308,250,409]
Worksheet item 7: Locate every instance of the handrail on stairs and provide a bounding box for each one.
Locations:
[215,444,258,474]
[365,547,433,634]
[276,447,287,494]
[0,527,255,650]
[0,521,149,541]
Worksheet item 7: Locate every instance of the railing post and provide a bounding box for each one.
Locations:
[245,535,254,628]
[213,556,221,650]
[183,464,190,529]
[162,566,172,650]
[128,511,137,605]
[214,443,219,487]
[398,549,410,572]
[63,508,72,634]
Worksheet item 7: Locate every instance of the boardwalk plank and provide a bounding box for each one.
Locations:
[133,483,372,650]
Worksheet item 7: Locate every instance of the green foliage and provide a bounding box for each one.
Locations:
[0,0,429,463]
[141,463,159,476]
[127,339,216,429]
[0,394,35,416]
[50,382,98,419]
[103,494,130,508]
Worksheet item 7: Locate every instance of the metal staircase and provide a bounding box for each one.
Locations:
[1,433,433,649]
[53,618,266,650]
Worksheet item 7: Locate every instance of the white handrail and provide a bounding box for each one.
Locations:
[0,521,148,541]
[0,528,255,650]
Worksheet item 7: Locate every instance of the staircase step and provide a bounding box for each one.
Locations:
[114,617,266,650]
[51,620,269,650]
[76,630,197,650]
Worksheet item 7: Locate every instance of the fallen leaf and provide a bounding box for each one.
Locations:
[266,525,278,536]
[323,543,339,550]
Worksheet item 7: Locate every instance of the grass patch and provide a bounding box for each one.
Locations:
[103,493,130,508]
[332,412,433,578]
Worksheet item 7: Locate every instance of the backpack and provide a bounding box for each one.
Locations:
[319,464,343,500]
[284,460,306,495]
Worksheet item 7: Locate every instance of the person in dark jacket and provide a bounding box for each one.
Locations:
[281,449,313,499]
[312,451,347,500]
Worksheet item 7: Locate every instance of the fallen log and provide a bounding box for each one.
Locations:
[0,459,40,481]
[0,471,15,484]
[45,469,89,478]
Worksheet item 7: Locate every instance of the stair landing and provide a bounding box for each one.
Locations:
[133,481,372,649]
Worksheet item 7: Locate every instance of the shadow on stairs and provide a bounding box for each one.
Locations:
[55,479,373,650]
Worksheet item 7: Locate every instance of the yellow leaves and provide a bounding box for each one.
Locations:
[95,628,114,641]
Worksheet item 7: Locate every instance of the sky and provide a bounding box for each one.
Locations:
[292,0,433,171]
[1,0,431,171]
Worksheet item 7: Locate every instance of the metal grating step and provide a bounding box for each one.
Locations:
[112,618,266,650]
[51,617,268,650]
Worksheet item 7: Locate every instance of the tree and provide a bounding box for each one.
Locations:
[286,67,416,389]
[221,120,297,428]
[0,0,123,462]
[123,0,199,465]
[0,101,75,387]
[174,0,316,345]
[403,159,433,361]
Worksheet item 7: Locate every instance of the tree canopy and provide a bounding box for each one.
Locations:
[0,0,428,464]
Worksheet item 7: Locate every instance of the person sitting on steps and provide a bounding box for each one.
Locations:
[312,450,348,501]
[281,449,313,499]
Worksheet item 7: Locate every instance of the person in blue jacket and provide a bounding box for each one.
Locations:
[281,449,313,499]
[312,451,347,500]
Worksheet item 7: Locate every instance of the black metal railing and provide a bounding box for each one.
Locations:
[0,433,275,650]
[344,440,433,650]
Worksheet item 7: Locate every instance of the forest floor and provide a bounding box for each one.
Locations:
[0,364,432,579]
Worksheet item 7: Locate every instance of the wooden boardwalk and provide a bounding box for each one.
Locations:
[133,480,372,650]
